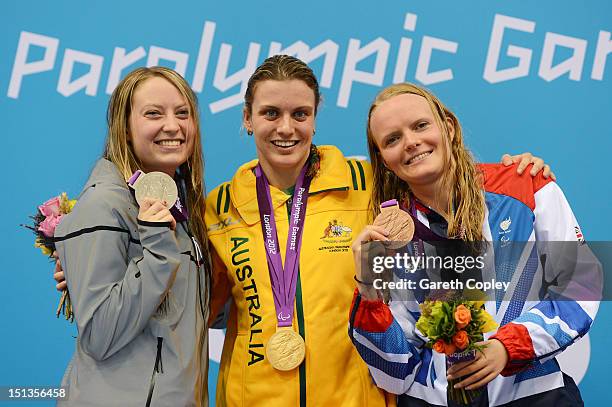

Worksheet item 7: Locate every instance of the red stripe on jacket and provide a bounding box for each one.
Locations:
[479,163,553,211]
[350,289,394,333]
[491,322,537,376]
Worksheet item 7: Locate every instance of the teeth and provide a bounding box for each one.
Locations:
[271,140,299,148]
[157,140,181,146]
[408,152,431,164]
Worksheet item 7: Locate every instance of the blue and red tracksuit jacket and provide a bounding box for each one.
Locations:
[349,164,601,406]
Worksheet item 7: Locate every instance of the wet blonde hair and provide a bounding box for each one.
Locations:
[105,67,210,405]
[367,83,484,241]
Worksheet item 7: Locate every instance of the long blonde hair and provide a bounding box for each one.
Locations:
[105,67,210,405]
[104,66,208,251]
[367,83,484,241]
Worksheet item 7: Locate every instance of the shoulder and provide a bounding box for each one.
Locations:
[55,169,136,236]
[317,145,372,191]
[206,181,232,219]
[479,163,554,211]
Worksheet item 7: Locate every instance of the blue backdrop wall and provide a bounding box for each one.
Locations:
[2,1,610,405]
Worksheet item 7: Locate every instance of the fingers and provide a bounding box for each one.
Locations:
[463,370,498,391]
[452,361,490,389]
[141,200,167,218]
[500,154,513,166]
[528,157,545,176]
[360,225,390,242]
[138,198,175,227]
[53,270,64,283]
[446,359,474,376]
[541,165,557,180]
[138,197,158,212]
[53,258,67,291]
[447,357,482,380]
[352,225,389,254]
[514,153,533,174]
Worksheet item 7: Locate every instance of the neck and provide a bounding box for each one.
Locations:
[409,177,452,220]
[258,158,308,191]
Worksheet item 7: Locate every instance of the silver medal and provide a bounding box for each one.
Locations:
[134,172,178,209]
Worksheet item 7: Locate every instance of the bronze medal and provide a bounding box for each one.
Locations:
[373,200,414,249]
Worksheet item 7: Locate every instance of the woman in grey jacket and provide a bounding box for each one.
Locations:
[53,67,210,406]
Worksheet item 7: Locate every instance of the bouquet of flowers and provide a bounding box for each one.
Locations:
[415,291,498,405]
[23,193,76,322]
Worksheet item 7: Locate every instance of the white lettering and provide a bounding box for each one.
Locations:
[415,36,458,85]
[8,31,59,99]
[484,14,536,84]
[209,42,261,113]
[393,13,418,83]
[338,37,389,108]
[269,40,339,88]
[539,33,586,81]
[592,30,612,80]
[192,21,216,92]
[57,49,104,97]
[106,47,146,94]
[147,46,189,77]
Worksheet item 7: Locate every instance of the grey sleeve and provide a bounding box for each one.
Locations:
[56,192,180,361]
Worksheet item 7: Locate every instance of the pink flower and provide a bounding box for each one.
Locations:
[38,214,63,237]
[38,196,61,217]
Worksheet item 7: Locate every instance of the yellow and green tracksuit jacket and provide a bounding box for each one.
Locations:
[205,145,393,407]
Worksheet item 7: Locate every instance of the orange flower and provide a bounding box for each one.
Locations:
[443,341,457,356]
[454,304,472,329]
[433,339,445,354]
[452,330,469,350]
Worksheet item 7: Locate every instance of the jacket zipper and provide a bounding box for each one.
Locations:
[145,337,164,407]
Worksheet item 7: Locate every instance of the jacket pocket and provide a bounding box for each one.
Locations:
[145,337,164,407]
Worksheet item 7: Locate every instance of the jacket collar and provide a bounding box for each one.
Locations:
[230,145,352,225]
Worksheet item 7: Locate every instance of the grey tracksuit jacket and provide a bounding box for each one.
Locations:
[55,159,209,406]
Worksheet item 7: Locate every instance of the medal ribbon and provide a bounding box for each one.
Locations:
[255,164,312,328]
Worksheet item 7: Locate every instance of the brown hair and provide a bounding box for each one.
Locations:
[244,54,322,178]
[105,67,210,405]
[244,54,321,116]
[367,83,484,241]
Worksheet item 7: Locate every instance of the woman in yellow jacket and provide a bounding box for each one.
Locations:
[204,55,552,407]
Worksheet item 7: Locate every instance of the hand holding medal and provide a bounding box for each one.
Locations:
[352,199,415,301]
[372,199,414,248]
[130,170,178,230]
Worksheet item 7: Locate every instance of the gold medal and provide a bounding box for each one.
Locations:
[373,200,414,249]
[266,327,305,371]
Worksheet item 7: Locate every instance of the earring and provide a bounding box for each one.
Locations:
[247,130,253,136]
[313,129,316,135]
